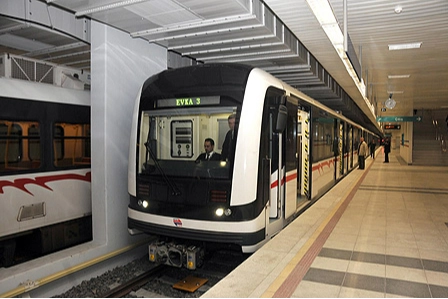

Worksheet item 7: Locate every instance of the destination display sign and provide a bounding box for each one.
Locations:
[157,96,220,108]
[384,124,401,130]
[376,116,422,122]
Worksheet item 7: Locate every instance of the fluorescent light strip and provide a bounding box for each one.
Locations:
[387,90,404,94]
[388,42,422,50]
[388,74,410,79]
[306,0,373,115]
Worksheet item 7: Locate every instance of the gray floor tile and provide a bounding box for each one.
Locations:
[319,247,353,260]
[429,284,448,298]
[303,268,345,286]
[386,278,431,298]
[423,259,448,273]
[351,251,386,264]
[343,272,385,293]
[386,255,423,269]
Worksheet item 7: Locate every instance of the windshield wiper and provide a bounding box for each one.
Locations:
[144,141,181,196]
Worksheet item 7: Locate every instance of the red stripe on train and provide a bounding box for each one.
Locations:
[0,172,91,195]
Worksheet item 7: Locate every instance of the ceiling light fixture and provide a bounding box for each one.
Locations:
[387,90,404,94]
[388,74,410,79]
[305,0,372,116]
[388,42,422,50]
[394,6,403,14]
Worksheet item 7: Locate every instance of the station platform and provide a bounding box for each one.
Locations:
[203,149,448,298]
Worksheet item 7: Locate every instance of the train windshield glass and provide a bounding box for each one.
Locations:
[139,106,238,180]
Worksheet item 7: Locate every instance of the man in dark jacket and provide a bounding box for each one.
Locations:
[384,138,391,163]
[196,138,221,161]
[369,139,376,158]
[221,114,236,161]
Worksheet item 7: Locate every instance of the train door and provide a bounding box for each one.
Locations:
[269,106,281,219]
[353,128,360,168]
[284,99,298,219]
[297,105,311,204]
[259,89,285,220]
[335,119,344,180]
[347,125,353,169]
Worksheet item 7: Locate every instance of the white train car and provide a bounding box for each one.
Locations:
[127,64,377,269]
[0,54,91,267]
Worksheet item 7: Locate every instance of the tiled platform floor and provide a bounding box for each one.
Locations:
[203,149,448,298]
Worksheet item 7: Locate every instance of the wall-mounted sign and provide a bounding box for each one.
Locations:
[376,116,422,122]
[384,124,401,130]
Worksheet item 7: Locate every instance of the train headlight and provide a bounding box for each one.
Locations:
[138,200,149,208]
[215,208,232,217]
[215,208,224,217]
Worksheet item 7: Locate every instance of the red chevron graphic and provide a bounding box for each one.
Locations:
[0,172,91,196]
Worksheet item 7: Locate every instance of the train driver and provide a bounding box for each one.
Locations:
[196,138,222,162]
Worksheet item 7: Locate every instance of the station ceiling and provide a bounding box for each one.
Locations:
[1,0,447,135]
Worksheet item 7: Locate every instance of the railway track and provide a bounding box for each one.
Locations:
[103,265,166,298]
[54,248,248,298]
[103,249,248,298]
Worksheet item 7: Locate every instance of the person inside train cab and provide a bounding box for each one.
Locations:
[358,137,368,169]
[221,114,236,161]
[196,138,221,162]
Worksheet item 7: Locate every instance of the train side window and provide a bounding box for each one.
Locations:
[0,122,22,171]
[312,109,336,162]
[28,124,41,165]
[53,123,91,168]
[54,125,64,162]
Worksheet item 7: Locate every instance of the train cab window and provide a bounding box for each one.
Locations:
[53,123,91,168]
[0,121,41,172]
[139,104,237,180]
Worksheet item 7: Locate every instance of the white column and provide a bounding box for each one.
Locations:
[91,21,166,246]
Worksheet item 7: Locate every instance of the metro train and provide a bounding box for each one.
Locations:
[127,63,378,269]
[0,54,91,267]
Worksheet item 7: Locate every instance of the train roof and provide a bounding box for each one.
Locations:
[141,63,254,101]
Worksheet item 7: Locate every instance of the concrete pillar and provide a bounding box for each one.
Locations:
[91,21,166,246]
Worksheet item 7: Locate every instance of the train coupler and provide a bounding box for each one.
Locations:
[149,241,204,270]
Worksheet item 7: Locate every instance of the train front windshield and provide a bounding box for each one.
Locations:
[138,105,238,184]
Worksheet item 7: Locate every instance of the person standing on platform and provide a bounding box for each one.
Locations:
[358,137,368,169]
[369,139,376,159]
[221,114,236,161]
[384,137,391,163]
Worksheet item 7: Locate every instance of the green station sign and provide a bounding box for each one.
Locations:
[376,116,422,122]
